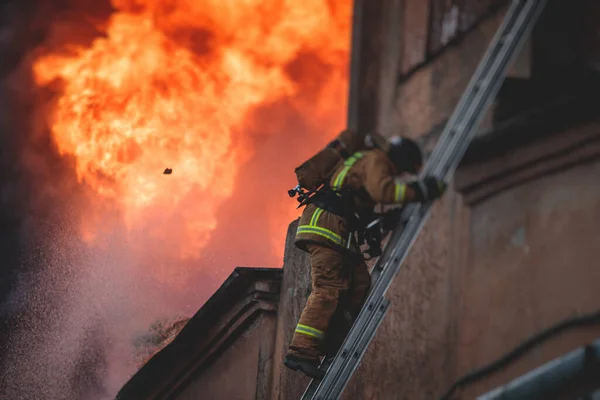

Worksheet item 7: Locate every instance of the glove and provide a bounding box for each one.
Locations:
[410,175,447,202]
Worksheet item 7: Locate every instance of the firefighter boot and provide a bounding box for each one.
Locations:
[319,309,352,359]
[283,354,326,380]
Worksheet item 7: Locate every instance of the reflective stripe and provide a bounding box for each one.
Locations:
[295,324,324,339]
[310,207,324,226]
[332,152,363,190]
[394,182,407,203]
[345,152,364,165]
[297,226,346,246]
[297,153,363,247]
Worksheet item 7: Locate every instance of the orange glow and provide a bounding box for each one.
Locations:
[33,0,350,286]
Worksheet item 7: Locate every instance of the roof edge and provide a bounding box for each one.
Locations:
[116,266,282,399]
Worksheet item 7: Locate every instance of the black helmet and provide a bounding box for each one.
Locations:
[387,136,423,175]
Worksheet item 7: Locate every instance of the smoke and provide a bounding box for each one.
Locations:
[0,2,132,398]
[197,51,348,274]
[0,1,349,398]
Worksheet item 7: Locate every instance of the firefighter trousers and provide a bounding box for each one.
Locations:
[287,244,371,360]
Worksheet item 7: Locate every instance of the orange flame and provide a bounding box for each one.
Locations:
[33,0,350,285]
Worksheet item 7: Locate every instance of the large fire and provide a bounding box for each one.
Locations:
[32,0,350,287]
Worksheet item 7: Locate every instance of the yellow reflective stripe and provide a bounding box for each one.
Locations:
[332,152,363,190]
[295,324,324,339]
[297,226,346,246]
[394,182,407,203]
[333,166,351,190]
[344,151,363,166]
[310,207,325,226]
[297,226,344,245]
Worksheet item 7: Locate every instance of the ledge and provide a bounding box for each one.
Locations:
[455,92,600,205]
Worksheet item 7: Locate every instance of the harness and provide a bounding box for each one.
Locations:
[292,152,363,252]
[306,152,363,224]
[293,151,403,260]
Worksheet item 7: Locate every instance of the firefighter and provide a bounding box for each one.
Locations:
[283,136,447,379]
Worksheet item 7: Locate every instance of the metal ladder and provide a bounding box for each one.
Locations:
[301,1,548,399]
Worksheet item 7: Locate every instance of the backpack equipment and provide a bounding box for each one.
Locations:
[288,129,387,205]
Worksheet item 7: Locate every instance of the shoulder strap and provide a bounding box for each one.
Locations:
[330,152,364,190]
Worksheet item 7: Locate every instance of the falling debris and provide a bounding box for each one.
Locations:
[163,168,172,175]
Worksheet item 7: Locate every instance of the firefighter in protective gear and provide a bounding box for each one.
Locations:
[283,135,447,379]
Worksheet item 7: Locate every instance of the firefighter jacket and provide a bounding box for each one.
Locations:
[295,149,410,253]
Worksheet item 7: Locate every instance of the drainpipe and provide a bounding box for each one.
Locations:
[477,338,600,400]
[577,388,600,400]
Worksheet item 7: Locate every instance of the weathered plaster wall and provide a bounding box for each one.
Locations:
[454,155,600,399]
[176,315,274,400]
[270,220,312,400]
[386,11,505,144]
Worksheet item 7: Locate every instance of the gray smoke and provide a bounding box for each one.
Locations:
[0,2,172,399]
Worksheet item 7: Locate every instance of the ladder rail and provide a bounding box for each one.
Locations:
[300,299,391,399]
[431,0,546,180]
[302,1,548,399]
[428,0,539,180]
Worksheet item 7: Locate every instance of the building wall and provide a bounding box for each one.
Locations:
[337,4,509,399]
[383,10,505,142]
[376,1,510,139]
[335,1,600,399]
[270,220,312,400]
[175,314,276,400]
[338,129,600,398]
[454,148,600,398]
[115,268,282,400]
